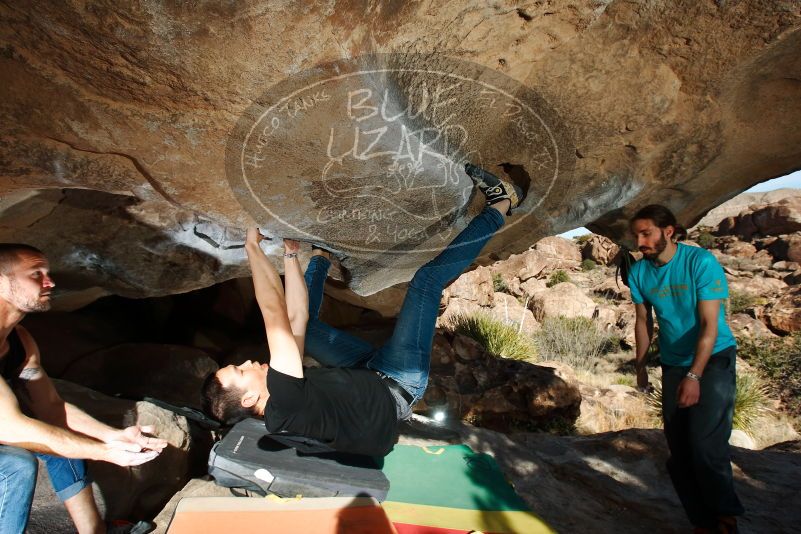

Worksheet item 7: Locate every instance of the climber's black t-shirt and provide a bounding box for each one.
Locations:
[263,367,398,457]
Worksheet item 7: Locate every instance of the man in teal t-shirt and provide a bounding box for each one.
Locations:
[628,205,743,533]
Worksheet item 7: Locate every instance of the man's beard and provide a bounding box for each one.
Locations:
[640,231,668,260]
[8,280,51,312]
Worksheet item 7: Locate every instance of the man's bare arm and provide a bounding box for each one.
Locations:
[676,299,720,407]
[689,299,720,377]
[633,303,652,390]
[246,228,304,378]
[14,326,168,451]
[0,378,158,466]
[282,239,309,357]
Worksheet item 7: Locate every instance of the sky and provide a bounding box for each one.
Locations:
[559,169,801,238]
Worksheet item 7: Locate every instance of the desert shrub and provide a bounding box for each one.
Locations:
[450,312,536,360]
[575,234,593,245]
[546,269,570,288]
[697,231,716,249]
[492,273,510,294]
[732,373,771,435]
[577,396,660,434]
[738,334,801,417]
[727,290,759,315]
[613,374,636,387]
[646,372,771,436]
[534,316,610,371]
[581,259,597,271]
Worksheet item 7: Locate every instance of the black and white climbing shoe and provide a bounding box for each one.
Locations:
[464,163,525,215]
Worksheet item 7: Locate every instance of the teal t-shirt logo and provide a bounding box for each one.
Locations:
[629,243,736,366]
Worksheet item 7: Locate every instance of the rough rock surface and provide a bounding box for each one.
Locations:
[531,281,596,321]
[1,1,800,299]
[580,234,621,266]
[534,236,582,265]
[418,333,581,432]
[60,344,218,409]
[718,199,801,239]
[765,287,801,334]
[768,233,801,263]
[693,188,801,229]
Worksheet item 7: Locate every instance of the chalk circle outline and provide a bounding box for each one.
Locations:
[227,54,565,255]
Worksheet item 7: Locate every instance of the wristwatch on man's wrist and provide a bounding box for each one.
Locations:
[685,371,702,382]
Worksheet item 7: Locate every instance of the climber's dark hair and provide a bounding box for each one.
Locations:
[630,204,687,242]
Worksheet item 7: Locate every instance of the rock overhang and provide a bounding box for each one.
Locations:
[0,0,799,301]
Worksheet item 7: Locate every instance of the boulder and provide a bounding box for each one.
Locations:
[580,234,621,266]
[491,248,549,283]
[1,2,801,299]
[442,266,493,307]
[322,282,407,318]
[535,236,582,265]
[695,189,801,229]
[531,282,596,321]
[486,292,539,335]
[593,304,619,331]
[577,383,654,434]
[722,240,757,258]
[728,313,778,338]
[460,358,582,432]
[593,277,632,302]
[750,198,801,236]
[60,344,218,410]
[617,308,637,348]
[768,233,801,263]
[452,334,486,362]
[430,332,457,371]
[717,198,801,240]
[437,297,484,328]
[519,277,549,299]
[536,360,579,385]
[765,287,801,334]
[786,269,801,285]
[773,260,801,271]
[20,310,140,378]
[420,335,581,433]
[727,275,785,296]
[729,429,756,450]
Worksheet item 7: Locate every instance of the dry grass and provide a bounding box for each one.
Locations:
[576,396,661,434]
[448,312,537,360]
[534,316,613,371]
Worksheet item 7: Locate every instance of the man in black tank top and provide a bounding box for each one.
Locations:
[0,244,168,533]
[203,164,524,457]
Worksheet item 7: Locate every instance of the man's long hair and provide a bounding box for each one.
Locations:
[630,204,688,241]
[201,372,255,426]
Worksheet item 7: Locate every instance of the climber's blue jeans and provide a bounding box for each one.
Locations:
[303,206,505,405]
[0,444,91,534]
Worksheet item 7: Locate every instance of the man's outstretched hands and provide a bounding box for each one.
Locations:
[284,239,300,254]
[108,425,168,452]
[102,425,168,467]
[103,443,160,467]
[246,227,267,247]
